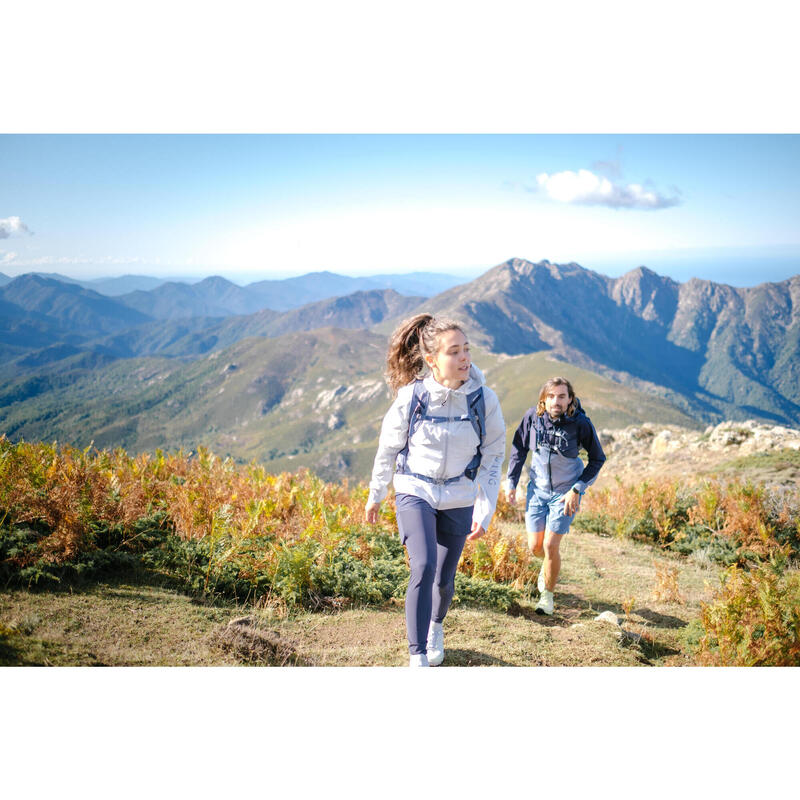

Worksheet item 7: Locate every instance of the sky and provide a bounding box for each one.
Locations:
[2,133,799,287]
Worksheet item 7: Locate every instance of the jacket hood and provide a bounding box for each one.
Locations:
[423,363,485,401]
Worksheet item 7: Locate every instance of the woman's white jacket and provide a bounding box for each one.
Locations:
[368,365,506,532]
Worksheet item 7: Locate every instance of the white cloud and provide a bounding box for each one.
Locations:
[209,197,686,276]
[534,169,680,210]
[0,216,34,238]
[0,251,17,264]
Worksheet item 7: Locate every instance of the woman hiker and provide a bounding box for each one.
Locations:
[364,313,506,667]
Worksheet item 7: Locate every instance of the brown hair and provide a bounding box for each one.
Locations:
[384,313,465,393]
[536,376,577,417]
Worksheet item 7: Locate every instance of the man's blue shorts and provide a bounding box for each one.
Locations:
[525,483,577,535]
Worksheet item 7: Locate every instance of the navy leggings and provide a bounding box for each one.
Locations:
[395,493,473,656]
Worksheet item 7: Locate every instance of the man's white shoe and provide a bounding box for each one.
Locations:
[427,621,444,666]
[537,562,546,594]
[535,589,554,616]
[409,653,429,667]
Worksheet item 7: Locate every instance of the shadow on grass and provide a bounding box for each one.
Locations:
[0,633,77,666]
[442,648,516,667]
[508,590,584,626]
[637,637,682,663]
[6,564,245,608]
[619,630,683,665]
[0,637,23,666]
[580,599,689,631]
[635,607,687,629]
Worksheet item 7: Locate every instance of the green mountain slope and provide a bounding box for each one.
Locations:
[1,274,152,334]
[0,326,695,481]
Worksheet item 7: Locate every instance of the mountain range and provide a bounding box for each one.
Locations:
[0,269,463,309]
[1,257,798,480]
[0,272,173,295]
[417,258,800,423]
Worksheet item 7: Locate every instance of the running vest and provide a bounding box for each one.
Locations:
[395,380,486,484]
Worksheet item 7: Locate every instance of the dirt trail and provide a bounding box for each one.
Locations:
[262,523,718,666]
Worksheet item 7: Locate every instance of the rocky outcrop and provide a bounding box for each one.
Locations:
[599,419,800,458]
[595,419,800,487]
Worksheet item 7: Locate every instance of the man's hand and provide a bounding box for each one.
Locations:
[506,487,516,506]
[467,521,486,541]
[364,501,380,524]
[564,488,581,516]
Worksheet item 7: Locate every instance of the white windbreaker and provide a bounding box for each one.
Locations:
[368,364,506,532]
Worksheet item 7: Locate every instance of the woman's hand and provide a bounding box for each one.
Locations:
[467,521,486,541]
[364,501,380,524]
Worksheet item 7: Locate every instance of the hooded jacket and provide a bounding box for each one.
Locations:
[506,398,606,496]
[368,364,506,531]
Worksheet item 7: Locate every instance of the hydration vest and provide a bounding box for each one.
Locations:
[395,379,486,484]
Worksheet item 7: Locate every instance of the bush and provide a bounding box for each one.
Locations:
[668,524,739,566]
[578,479,694,546]
[452,573,523,612]
[1,524,139,588]
[0,439,558,613]
[459,525,537,586]
[695,554,800,666]
[578,477,800,566]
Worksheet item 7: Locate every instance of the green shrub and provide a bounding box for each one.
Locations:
[140,533,256,601]
[0,440,543,614]
[452,573,522,612]
[666,524,739,566]
[696,554,800,666]
[1,524,141,588]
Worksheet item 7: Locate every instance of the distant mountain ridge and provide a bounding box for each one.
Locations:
[0,272,193,295]
[114,270,463,317]
[1,282,424,369]
[2,257,800,477]
[0,274,152,335]
[3,269,464,310]
[414,258,800,423]
[117,276,257,319]
[89,288,423,359]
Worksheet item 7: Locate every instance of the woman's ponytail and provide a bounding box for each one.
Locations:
[384,313,464,394]
[385,313,432,393]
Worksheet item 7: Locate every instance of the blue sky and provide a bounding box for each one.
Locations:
[1,134,799,286]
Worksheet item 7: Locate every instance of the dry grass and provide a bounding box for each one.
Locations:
[3,440,796,666]
[652,563,685,604]
[0,575,237,666]
[213,616,306,665]
[0,521,718,667]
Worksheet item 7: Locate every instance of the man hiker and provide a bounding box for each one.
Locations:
[505,377,606,615]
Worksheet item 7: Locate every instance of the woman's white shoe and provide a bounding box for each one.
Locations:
[409,653,430,667]
[427,621,444,666]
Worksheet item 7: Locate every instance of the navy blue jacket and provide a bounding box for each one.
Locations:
[506,398,606,495]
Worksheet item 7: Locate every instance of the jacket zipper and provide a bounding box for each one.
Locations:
[439,389,450,486]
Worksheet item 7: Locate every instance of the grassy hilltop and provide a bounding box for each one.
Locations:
[1,438,798,667]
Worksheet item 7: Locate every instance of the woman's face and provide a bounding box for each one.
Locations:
[425,328,470,388]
